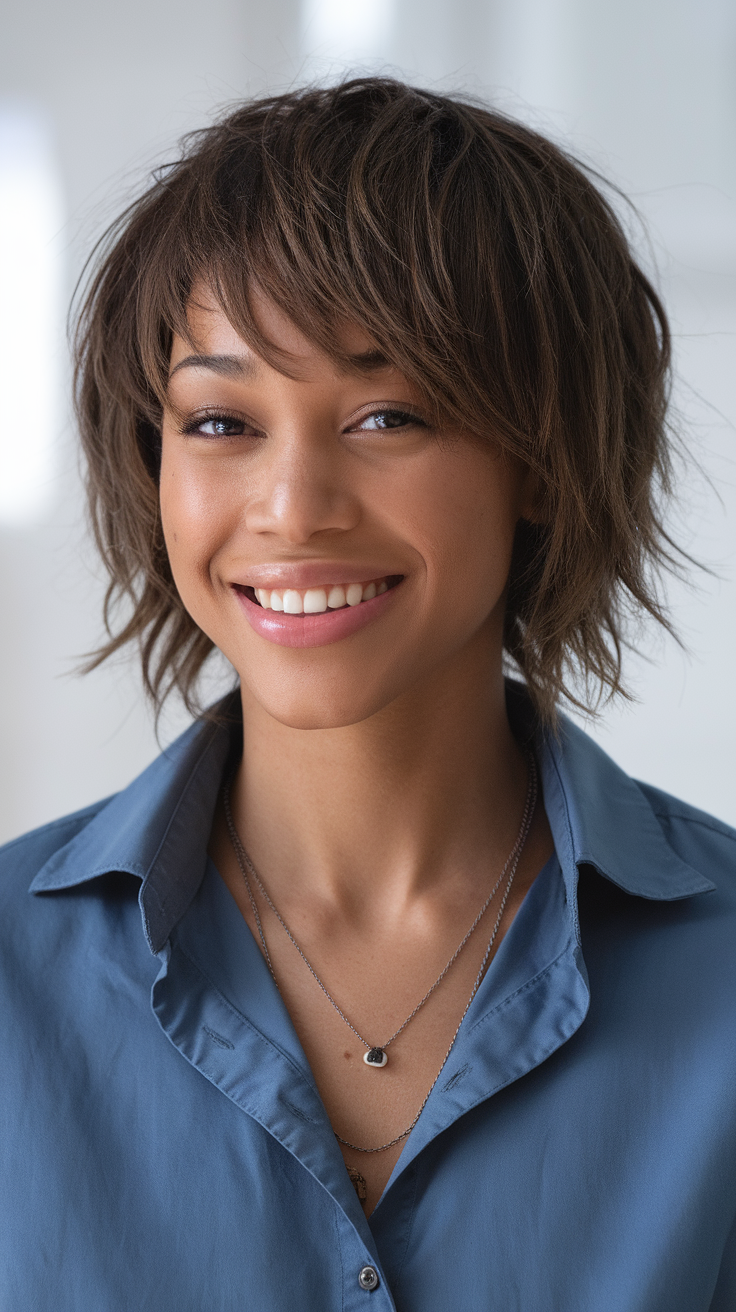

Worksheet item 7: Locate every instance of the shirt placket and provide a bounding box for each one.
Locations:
[152,935,398,1311]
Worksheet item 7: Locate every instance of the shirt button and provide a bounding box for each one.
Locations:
[358,1265,379,1291]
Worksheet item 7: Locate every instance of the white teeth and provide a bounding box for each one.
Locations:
[253,578,392,612]
[283,589,303,614]
[303,588,328,614]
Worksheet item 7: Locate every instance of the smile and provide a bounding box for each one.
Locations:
[249,578,394,614]
[233,576,403,648]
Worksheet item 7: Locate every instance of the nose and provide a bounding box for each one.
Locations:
[243,430,361,545]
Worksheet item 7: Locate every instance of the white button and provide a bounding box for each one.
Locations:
[358,1265,379,1291]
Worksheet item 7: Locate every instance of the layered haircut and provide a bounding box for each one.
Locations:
[74,77,679,721]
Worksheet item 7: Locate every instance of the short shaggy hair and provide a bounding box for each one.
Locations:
[74,76,679,722]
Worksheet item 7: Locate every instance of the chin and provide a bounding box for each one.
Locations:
[264,706,376,732]
[239,668,409,732]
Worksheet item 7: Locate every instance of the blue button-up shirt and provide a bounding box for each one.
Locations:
[1,687,735,1310]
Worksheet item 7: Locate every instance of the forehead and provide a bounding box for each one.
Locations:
[169,283,389,383]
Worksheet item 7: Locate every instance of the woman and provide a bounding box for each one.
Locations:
[1,78,734,1310]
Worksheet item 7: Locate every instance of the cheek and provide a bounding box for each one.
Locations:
[399,451,520,604]
[158,447,234,601]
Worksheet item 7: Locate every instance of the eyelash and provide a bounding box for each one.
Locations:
[355,409,426,432]
[181,412,252,439]
[180,408,427,439]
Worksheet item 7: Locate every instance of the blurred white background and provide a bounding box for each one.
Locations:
[0,0,734,843]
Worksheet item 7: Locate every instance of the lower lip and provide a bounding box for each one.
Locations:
[233,584,401,648]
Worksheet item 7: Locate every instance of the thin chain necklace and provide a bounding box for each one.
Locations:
[224,754,537,1154]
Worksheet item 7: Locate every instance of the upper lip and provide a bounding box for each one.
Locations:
[230,562,402,590]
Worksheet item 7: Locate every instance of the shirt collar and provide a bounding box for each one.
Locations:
[504,681,715,909]
[30,683,714,952]
[30,697,241,952]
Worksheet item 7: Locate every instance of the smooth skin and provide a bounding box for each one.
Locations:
[160,286,554,1214]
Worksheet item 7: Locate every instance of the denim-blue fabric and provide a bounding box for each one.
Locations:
[1,685,734,1311]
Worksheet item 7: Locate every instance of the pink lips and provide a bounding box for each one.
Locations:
[234,583,400,648]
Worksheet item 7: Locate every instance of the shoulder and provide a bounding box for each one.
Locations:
[0,799,115,902]
[636,781,736,890]
[638,780,736,842]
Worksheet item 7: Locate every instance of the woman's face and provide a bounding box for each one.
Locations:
[160,287,536,729]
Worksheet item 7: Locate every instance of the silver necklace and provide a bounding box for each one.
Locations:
[224,754,537,1154]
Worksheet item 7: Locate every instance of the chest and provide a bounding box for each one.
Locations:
[209,808,549,1213]
[267,917,509,1210]
[5,936,732,1312]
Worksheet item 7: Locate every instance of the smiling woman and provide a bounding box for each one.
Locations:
[159,286,534,725]
[74,79,674,721]
[0,79,734,1312]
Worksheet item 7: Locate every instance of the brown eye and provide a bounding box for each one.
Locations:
[180,411,255,438]
[356,410,423,431]
[191,416,246,437]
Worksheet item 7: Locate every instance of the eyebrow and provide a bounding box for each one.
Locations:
[338,349,391,375]
[168,353,259,380]
[168,347,392,382]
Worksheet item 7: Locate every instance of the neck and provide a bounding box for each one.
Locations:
[232,640,529,918]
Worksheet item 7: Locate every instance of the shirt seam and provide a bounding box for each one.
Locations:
[542,742,582,942]
[649,809,736,845]
[4,804,109,861]
[394,1161,421,1284]
[331,1201,346,1312]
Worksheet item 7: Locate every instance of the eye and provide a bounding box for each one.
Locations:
[182,413,252,439]
[352,409,425,432]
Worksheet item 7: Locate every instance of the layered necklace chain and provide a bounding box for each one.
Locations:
[224,754,537,1155]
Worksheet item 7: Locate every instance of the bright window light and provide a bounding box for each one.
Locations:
[301,0,395,64]
[0,106,63,526]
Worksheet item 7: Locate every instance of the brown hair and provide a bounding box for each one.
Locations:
[74,76,679,722]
